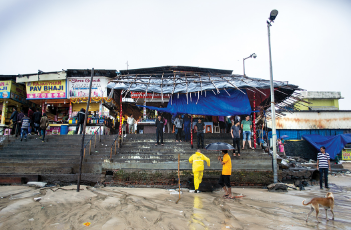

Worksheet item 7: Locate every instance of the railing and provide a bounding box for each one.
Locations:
[110,134,119,159]
[110,126,124,159]
[83,125,102,160]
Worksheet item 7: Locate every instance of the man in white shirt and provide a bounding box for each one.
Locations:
[127,114,135,134]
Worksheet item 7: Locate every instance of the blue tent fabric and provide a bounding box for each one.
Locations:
[302,134,351,159]
[138,88,252,116]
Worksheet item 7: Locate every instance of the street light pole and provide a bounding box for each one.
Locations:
[267,10,278,183]
[242,53,257,77]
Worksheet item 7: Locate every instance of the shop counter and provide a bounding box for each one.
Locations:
[47,123,107,135]
[137,121,156,134]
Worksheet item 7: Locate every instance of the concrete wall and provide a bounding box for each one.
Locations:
[295,98,339,110]
[268,111,351,129]
[285,140,318,160]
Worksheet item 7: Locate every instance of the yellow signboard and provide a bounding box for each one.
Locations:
[0,81,11,98]
[342,149,351,161]
[26,80,67,99]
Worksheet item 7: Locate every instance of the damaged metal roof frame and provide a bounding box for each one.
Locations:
[108,66,304,110]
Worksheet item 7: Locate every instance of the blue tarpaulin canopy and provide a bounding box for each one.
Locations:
[302,134,351,160]
[138,88,252,116]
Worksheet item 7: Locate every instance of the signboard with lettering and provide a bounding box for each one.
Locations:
[342,149,351,161]
[26,80,67,99]
[131,92,171,98]
[68,77,109,98]
[0,81,11,98]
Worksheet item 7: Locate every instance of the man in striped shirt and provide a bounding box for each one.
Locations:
[317,146,331,189]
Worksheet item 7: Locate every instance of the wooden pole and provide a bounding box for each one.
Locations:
[89,140,91,155]
[83,148,86,159]
[176,153,181,204]
[77,68,94,192]
[110,147,112,159]
[94,133,96,148]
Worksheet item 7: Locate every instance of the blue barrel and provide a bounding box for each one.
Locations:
[60,124,69,135]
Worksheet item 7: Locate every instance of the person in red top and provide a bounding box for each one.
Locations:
[27,107,34,134]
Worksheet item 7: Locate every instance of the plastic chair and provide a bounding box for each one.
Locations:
[205,125,212,133]
[213,125,220,133]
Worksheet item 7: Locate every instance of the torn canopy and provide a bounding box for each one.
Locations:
[138,89,252,116]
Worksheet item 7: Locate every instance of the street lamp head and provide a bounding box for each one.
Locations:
[269,9,278,21]
[252,53,257,59]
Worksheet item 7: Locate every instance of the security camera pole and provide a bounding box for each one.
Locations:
[243,53,257,77]
[267,9,278,183]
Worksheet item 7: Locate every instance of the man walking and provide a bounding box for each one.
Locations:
[17,110,24,137]
[20,114,31,142]
[189,149,210,193]
[33,108,42,135]
[195,118,205,149]
[155,115,164,146]
[231,120,241,156]
[76,108,85,134]
[127,114,135,134]
[10,108,18,136]
[317,146,331,189]
[241,115,254,149]
[218,150,234,199]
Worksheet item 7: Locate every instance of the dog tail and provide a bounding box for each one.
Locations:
[302,200,312,206]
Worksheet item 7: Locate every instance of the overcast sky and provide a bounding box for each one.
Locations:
[1,0,350,109]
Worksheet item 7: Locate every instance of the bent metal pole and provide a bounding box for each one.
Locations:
[77,68,94,192]
[267,21,278,183]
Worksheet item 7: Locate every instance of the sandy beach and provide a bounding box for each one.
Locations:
[0,174,351,230]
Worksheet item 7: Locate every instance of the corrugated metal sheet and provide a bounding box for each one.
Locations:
[16,71,66,83]
[267,111,351,129]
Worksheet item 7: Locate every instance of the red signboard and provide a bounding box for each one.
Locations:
[131,92,171,99]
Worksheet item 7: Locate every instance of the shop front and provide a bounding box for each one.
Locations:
[67,75,115,134]
[0,80,29,134]
[26,79,72,135]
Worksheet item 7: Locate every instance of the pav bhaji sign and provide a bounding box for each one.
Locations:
[26,80,67,99]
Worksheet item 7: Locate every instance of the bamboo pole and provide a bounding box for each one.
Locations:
[77,68,94,192]
[176,154,181,204]
[110,147,112,159]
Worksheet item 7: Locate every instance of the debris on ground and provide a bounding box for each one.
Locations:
[267,183,288,192]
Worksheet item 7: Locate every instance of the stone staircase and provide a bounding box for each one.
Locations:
[0,133,273,185]
[103,133,273,171]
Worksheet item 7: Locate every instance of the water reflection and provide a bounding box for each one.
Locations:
[189,195,208,230]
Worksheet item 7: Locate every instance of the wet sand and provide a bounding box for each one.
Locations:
[0,176,351,230]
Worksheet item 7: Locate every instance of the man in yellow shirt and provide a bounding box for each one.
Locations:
[218,150,234,199]
[189,149,210,193]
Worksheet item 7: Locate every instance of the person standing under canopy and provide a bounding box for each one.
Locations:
[155,115,164,146]
[189,149,210,193]
[195,118,205,149]
[241,115,254,149]
[174,115,183,142]
[183,114,191,142]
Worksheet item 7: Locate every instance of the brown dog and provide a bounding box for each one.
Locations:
[302,192,334,222]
